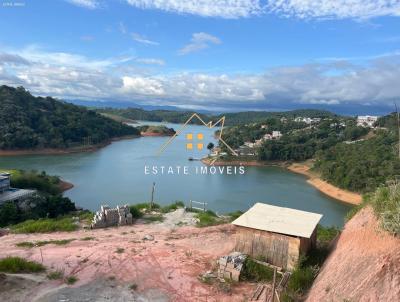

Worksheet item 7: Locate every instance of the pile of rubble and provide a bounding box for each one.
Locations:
[91,205,133,229]
[217,252,247,281]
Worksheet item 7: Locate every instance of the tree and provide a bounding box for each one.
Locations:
[207,142,214,153]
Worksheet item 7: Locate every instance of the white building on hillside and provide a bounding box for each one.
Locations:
[357,116,378,127]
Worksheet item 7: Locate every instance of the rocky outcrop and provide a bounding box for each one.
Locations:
[306,207,400,302]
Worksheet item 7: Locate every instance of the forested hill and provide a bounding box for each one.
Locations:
[95,107,336,126]
[0,86,139,150]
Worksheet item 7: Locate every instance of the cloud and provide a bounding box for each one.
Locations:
[0,53,30,66]
[135,58,165,65]
[119,22,127,34]
[66,0,99,9]
[179,32,221,55]
[125,0,264,19]
[1,46,400,110]
[266,0,400,20]
[124,0,400,20]
[122,76,165,95]
[131,33,159,45]
[80,35,95,41]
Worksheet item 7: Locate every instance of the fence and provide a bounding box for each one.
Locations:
[189,200,207,212]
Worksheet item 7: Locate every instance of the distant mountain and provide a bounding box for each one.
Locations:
[96,107,337,126]
[0,86,139,150]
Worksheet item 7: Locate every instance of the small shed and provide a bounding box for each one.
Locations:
[232,203,322,270]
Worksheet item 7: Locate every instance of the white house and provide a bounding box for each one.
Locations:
[357,116,378,128]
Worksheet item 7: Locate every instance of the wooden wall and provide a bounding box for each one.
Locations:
[234,226,312,270]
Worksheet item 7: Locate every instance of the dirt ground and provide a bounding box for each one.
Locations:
[0,209,253,302]
[307,206,400,302]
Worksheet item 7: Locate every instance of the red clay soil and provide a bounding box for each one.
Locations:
[0,223,253,301]
[307,206,400,302]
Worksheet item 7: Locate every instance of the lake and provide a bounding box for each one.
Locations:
[0,122,351,227]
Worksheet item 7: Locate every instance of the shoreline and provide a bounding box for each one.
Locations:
[202,157,362,205]
[59,179,74,192]
[0,135,140,157]
[287,163,362,205]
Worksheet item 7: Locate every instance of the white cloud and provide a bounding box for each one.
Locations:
[119,22,127,34]
[135,58,165,65]
[125,0,400,20]
[1,46,400,109]
[179,32,221,55]
[66,0,99,9]
[131,33,159,46]
[125,0,264,19]
[266,0,400,20]
[122,76,165,95]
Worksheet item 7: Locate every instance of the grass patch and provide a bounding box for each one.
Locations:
[81,236,95,241]
[0,256,45,273]
[142,214,164,223]
[66,275,78,285]
[129,283,138,290]
[115,248,125,254]
[17,239,75,248]
[16,241,35,248]
[11,217,78,233]
[240,258,275,282]
[195,210,221,227]
[160,201,185,213]
[47,269,64,280]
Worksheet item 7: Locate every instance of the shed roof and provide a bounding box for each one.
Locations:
[231,203,323,238]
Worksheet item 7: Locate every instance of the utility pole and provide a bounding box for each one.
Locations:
[150,182,155,210]
[395,102,400,159]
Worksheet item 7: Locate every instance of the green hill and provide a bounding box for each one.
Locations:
[96,108,336,126]
[0,86,139,150]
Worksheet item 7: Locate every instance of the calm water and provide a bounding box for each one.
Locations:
[0,122,351,227]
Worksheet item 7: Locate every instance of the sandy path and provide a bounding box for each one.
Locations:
[0,220,252,302]
[288,163,362,205]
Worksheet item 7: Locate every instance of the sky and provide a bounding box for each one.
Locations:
[0,0,400,114]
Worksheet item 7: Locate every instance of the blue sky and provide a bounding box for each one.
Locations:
[1,0,400,114]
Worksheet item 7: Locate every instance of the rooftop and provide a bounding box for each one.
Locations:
[231,202,323,238]
[0,188,36,204]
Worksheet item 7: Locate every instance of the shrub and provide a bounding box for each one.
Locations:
[16,241,35,248]
[0,256,45,273]
[66,275,78,284]
[47,269,64,280]
[240,258,274,282]
[129,205,143,219]
[195,210,221,227]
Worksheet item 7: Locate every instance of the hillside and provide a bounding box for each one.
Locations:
[95,108,336,126]
[306,206,400,302]
[0,86,139,150]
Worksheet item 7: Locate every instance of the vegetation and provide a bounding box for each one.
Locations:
[66,275,78,285]
[115,248,125,254]
[0,169,76,227]
[0,85,139,150]
[283,225,340,301]
[0,256,45,273]
[368,184,400,235]
[137,125,176,136]
[16,239,75,248]
[47,269,64,280]
[96,108,334,126]
[241,258,275,282]
[315,131,400,192]
[10,217,78,233]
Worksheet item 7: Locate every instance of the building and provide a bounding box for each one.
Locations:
[357,115,378,127]
[294,117,321,125]
[272,131,282,139]
[0,172,36,205]
[232,203,322,270]
[91,204,133,228]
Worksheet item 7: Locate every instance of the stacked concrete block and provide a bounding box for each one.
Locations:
[217,252,247,282]
[91,204,134,229]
